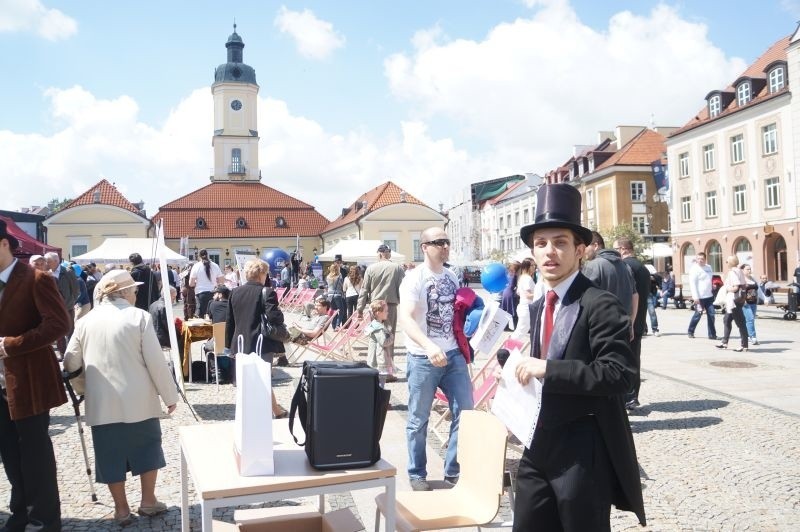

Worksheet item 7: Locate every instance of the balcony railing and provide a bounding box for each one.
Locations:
[228,163,246,175]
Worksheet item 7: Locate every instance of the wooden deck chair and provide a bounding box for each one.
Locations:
[429,353,500,446]
[286,288,316,313]
[277,287,299,310]
[374,410,508,532]
[285,310,338,364]
[430,336,526,445]
[343,309,372,359]
[301,323,354,362]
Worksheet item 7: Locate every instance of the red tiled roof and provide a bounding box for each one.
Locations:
[152,182,329,239]
[64,179,145,216]
[594,129,666,171]
[671,35,790,137]
[321,181,433,234]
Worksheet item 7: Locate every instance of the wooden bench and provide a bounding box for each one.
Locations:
[760,286,798,320]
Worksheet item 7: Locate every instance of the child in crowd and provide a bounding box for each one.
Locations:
[365,299,397,384]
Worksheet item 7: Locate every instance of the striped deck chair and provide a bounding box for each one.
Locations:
[429,337,526,446]
[285,310,338,365]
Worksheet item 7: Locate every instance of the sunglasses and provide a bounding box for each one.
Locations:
[423,238,450,247]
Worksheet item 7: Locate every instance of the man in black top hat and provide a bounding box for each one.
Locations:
[511,184,645,530]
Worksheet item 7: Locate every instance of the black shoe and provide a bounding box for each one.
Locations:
[276,355,289,367]
[687,333,695,338]
[443,475,459,487]
[626,399,640,410]
[709,336,718,340]
[410,478,432,491]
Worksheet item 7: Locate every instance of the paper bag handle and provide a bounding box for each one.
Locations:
[236,334,244,355]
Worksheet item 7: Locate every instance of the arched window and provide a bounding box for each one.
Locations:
[681,243,695,273]
[735,238,752,253]
[231,148,243,174]
[707,240,722,273]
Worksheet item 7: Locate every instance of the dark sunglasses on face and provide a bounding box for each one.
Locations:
[423,238,450,247]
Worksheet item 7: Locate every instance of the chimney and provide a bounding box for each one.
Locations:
[92,189,101,203]
[400,191,407,202]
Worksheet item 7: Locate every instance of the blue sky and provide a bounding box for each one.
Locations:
[1,0,798,220]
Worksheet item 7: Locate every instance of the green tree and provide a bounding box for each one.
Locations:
[602,224,648,262]
[47,197,73,213]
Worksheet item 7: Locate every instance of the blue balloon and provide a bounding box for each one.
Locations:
[481,263,508,293]
[260,248,291,276]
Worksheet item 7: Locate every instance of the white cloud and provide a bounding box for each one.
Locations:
[0,85,485,220]
[0,0,77,40]
[385,2,747,174]
[273,6,345,60]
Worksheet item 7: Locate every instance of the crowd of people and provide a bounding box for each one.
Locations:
[2,200,796,530]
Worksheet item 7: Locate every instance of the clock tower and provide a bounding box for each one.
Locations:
[211,25,260,182]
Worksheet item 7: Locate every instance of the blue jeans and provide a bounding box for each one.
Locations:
[688,296,717,338]
[406,348,474,480]
[742,303,757,338]
[647,294,659,332]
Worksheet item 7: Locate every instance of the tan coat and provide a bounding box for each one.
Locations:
[0,261,69,419]
[64,298,178,426]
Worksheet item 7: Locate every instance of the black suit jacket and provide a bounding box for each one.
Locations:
[529,272,645,525]
[225,282,285,355]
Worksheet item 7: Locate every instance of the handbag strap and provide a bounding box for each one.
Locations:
[289,371,308,446]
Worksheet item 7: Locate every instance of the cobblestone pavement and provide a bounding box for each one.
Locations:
[0,301,798,530]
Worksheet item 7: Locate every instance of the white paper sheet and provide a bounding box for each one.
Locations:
[490,348,542,449]
[469,300,511,354]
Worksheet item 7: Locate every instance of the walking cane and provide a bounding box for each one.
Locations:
[62,368,99,503]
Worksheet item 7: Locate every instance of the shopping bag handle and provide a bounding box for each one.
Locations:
[236,335,244,355]
[255,335,263,356]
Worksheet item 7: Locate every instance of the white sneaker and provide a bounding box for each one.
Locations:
[653,330,661,337]
[751,337,759,345]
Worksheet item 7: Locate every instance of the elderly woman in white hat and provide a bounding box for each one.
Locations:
[64,270,178,526]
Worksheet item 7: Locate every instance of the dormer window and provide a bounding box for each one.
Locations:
[736,82,751,106]
[235,217,247,229]
[768,66,785,93]
[195,217,206,229]
[275,216,286,228]
[709,95,721,118]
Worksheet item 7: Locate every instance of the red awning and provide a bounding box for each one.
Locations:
[0,215,61,259]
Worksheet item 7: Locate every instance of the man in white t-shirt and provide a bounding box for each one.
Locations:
[687,252,717,339]
[398,226,474,492]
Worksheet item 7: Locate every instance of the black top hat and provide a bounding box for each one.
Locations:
[0,220,19,251]
[519,184,592,246]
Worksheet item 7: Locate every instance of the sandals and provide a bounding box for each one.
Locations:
[137,501,167,516]
[115,513,134,527]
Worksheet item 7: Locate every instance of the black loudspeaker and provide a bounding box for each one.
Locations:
[289,361,391,470]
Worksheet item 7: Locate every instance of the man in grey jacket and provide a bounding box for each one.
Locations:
[356,244,406,362]
[581,231,635,318]
[45,251,78,354]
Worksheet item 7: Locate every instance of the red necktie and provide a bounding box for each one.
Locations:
[541,290,558,358]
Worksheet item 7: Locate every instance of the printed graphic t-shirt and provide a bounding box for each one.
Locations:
[399,265,459,355]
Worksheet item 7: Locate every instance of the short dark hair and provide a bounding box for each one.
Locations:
[129,253,143,265]
[614,237,633,251]
[590,231,605,248]
[316,299,330,310]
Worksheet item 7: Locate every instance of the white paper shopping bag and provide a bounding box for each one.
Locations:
[233,336,275,476]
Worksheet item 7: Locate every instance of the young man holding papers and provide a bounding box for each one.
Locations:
[510,184,645,531]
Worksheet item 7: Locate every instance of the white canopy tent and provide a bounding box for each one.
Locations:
[72,238,189,265]
[642,243,673,258]
[317,240,406,264]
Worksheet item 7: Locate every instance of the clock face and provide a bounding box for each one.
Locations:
[231,100,242,111]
